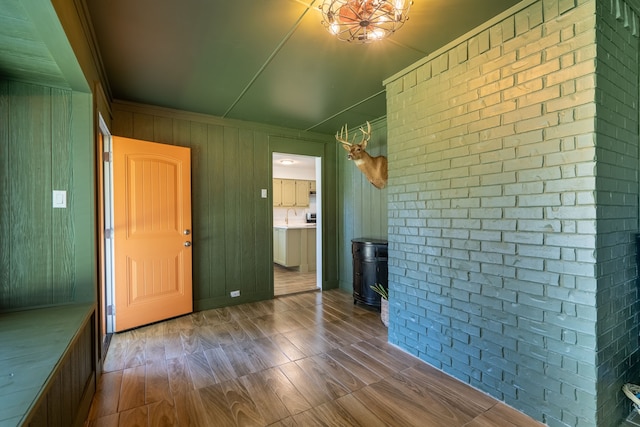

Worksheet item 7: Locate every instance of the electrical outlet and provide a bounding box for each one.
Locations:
[261,189,267,198]
[230,290,240,297]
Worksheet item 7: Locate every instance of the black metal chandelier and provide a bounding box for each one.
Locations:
[319,0,413,43]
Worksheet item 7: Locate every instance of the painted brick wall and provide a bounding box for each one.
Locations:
[594,0,640,425]
[384,0,639,425]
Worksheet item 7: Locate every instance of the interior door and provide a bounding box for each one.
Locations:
[112,136,192,331]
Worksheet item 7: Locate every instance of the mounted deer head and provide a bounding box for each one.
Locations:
[336,121,388,189]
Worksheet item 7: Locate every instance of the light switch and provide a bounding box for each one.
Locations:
[52,190,67,208]
[261,189,268,198]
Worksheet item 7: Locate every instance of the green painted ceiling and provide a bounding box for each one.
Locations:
[1,0,523,135]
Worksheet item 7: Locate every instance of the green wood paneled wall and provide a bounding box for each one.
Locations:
[111,102,337,310]
[0,80,95,310]
[337,118,388,293]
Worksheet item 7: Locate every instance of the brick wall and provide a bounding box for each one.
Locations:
[594,0,640,425]
[384,0,640,425]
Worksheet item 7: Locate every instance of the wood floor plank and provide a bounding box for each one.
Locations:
[339,344,398,379]
[144,334,167,362]
[87,412,119,427]
[321,319,367,345]
[268,417,298,427]
[239,372,291,425]
[180,328,203,354]
[164,315,194,334]
[117,405,147,427]
[349,313,388,338]
[235,317,268,340]
[197,383,241,426]
[403,363,497,412]
[260,366,312,415]
[294,356,351,401]
[220,342,260,376]
[291,409,329,426]
[87,371,122,420]
[122,339,145,369]
[226,318,252,342]
[118,365,145,412]
[237,339,278,372]
[145,358,172,404]
[326,348,383,386]
[147,398,177,427]
[464,402,545,426]
[102,338,127,372]
[251,336,291,367]
[334,393,388,427]
[309,353,367,392]
[248,314,280,336]
[269,333,307,361]
[307,399,368,426]
[185,352,217,389]
[203,346,238,383]
[163,331,184,359]
[273,311,307,334]
[279,361,337,407]
[353,382,437,427]
[197,323,235,348]
[352,340,413,372]
[167,355,193,396]
[281,328,336,357]
[174,389,211,427]
[219,378,267,426]
[367,336,421,367]
[383,373,477,425]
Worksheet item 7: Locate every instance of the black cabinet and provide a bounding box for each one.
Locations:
[352,238,388,307]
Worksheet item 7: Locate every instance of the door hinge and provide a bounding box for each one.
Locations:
[105,228,113,239]
[104,152,112,162]
[106,305,115,315]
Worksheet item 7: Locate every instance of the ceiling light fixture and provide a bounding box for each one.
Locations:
[320,0,412,43]
[280,159,296,165]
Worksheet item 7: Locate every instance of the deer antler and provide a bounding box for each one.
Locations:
[336,121,371,146]
[359,121,371,148]
[336,124,353,146]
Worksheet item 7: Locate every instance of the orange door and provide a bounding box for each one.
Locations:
[112,136,192,331]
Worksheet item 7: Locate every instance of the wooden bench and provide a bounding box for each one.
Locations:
[0,303,96,427]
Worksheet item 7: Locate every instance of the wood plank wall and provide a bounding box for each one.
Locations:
[26,310,96,427]
[337,118,388,293]
[111,101,337,310]
[0,80,77,309]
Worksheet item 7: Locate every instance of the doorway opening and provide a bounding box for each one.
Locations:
[273,153,322,296]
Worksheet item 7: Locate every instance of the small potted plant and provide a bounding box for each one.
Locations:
[370,283,389,327]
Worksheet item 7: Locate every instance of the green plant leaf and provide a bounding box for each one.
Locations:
[369,283,388,299]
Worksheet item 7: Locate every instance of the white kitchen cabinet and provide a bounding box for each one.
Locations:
[273,179,283,206]
[281,179,296,206]
[273,179,311,207]
[273,226,316,271]
[295,180,309,207]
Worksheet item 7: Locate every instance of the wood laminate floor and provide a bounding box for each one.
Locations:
[85,289,544,427]
[273,263,318,296]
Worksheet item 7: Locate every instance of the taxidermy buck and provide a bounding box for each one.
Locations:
[336,121,388,189]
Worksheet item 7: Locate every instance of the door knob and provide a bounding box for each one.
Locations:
[184,229,191,235]
[184,241,192,247]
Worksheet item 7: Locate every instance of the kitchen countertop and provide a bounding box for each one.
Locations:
[274,223,316,229]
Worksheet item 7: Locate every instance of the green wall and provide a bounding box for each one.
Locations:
[0,80,96,310]
[337,118,388,293]
[111,102,338,310]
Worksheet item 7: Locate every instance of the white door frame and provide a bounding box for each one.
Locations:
[98,114,115,334]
